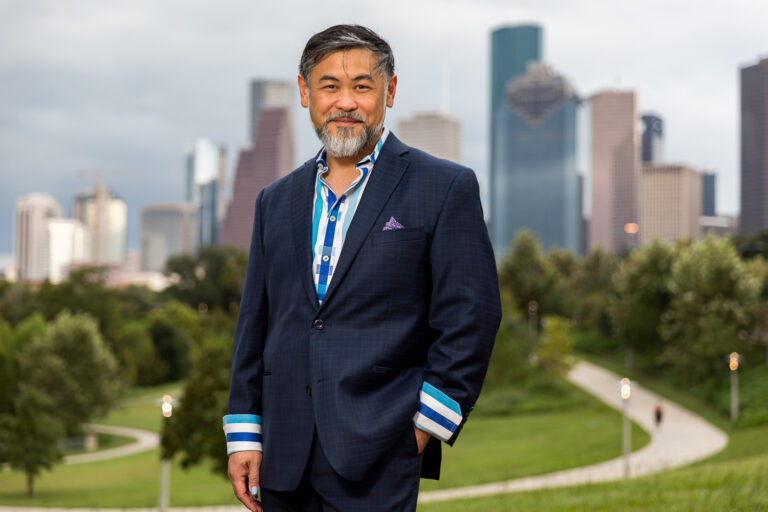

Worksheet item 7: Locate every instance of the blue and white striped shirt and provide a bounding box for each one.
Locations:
[311,128,388,303]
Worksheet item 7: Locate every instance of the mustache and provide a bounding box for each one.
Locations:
[324,112,367,126]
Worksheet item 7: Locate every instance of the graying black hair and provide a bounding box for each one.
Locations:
[299,25,395,82]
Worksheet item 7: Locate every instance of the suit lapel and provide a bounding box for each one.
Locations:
[317,135,411,313]
[291,157,320,312]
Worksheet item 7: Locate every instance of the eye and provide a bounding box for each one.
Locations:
[355,84,371,91]
[322,84,337,90]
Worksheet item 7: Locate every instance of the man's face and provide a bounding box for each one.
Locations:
[298,48,397,158]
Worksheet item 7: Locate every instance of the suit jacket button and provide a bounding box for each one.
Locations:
[306,386,312,396]
[313,319,324,330]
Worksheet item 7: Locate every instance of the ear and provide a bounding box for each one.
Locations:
[386,74,398,108]
[298,74,309,108]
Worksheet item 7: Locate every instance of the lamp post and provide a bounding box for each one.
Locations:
[728,352,740,421]
[159,394,173,512]
[620,378,632,479]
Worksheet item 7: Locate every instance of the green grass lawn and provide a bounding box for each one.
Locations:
[417,423,768,511]
[0,378,649,506]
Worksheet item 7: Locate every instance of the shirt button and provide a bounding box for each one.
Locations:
[322,255,329,262]
[329,215,336,222]
[313,319,324,330]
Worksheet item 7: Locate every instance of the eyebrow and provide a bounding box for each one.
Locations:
[317,74,375,82]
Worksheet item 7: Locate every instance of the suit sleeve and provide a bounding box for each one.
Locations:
[413,168,501,445]
[222,190,268,454]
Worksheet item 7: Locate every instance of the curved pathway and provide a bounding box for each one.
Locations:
[63,424,159,465]
[0,360,727,510]
[418,359,728,503]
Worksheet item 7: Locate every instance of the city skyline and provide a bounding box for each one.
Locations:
[1,0,766,256]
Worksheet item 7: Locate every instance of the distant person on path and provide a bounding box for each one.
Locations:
[223,24,501,511]
[654,402,664,428]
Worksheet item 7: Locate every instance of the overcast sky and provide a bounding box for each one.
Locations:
[1,0,766,256]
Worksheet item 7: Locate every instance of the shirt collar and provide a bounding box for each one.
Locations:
[316,127,389,172]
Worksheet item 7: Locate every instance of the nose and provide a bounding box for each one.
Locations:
[334,88,358,111]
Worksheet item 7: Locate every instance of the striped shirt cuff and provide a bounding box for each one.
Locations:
[412,381,462,442]
[223,414,262,454]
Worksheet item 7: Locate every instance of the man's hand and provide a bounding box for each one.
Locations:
[228,450,263,512]
[413,426,431,454]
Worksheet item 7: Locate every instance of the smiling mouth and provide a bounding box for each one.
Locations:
[332,118,362,126]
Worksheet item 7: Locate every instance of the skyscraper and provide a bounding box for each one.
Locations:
[640,164,702,245]
[186,139,226,246]
[491,63,582,255]
[740,57,768,233]
[219,80,294,251]
[14,193,62,282]
[588,90,639,253]
[641,114,664,163]
[140,203,197,271]
[490,25,543,248]
[46,218,89,283]
[398,112,461,163]
[702,171,717,216]
[72,185,127,265]
[250,81,293,144]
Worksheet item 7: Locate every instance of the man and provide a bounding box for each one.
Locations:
[225,25,501,511]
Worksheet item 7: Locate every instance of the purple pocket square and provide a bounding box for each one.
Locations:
[382,216,404,231]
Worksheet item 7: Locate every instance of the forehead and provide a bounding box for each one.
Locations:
[311,48,381,80]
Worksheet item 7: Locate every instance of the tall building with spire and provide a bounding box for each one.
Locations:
[219,80,294,251]
[398,112,461,163]
[588,90,639,253]
[489,24,543,251]
[491,62,582,255]
[740,56,768,233]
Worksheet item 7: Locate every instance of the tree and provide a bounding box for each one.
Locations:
[164,245,248,312]
[498,230,564,319]
[532,316,573,379]
[146,302,199,383]
[570,247,617,333]
[36,267,121,337]
[0,384,63,497]
[110,323,165,386]
[660,236,763,393]
[610,239,677,368]
[22,311,121,435]
[162,331,232,476]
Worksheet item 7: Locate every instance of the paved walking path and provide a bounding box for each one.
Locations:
[63,424,159,465]
[418,359,728,503]
[0,360,728,510]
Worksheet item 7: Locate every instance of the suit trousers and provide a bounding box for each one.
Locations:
[261,424,424,511]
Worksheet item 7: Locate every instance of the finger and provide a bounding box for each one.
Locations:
[229,460,258,512]
[249,465,261,503]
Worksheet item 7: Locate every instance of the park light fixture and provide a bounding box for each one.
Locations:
[620,378,632,400]
[161,394,173,418]
[729,352,739,372]
[619,377,632,478]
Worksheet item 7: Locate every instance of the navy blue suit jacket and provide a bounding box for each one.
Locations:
[228,134,501,491]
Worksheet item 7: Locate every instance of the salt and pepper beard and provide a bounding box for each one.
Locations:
[315,111,385,159]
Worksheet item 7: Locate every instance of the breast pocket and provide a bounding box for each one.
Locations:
[370,227,425,244]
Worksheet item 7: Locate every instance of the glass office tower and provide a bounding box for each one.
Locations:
[490,24,543,255]
[492,63,582,255]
